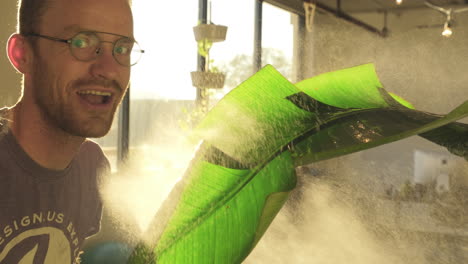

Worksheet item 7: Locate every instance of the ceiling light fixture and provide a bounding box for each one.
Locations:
[442,21,453,37]
[424,1,468,37]
[396,0,403,5]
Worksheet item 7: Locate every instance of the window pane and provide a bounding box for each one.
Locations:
[262,2,294,80]
[95,2,199,172]
[210,0,255,102]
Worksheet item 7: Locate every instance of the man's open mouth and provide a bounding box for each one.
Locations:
[77,90,113,105]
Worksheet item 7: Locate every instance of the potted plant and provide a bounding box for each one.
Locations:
[190,59,225,89]
[193,23,227,43]
[190,22,227,90]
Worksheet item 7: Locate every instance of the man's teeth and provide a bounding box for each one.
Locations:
[77,90,112,96]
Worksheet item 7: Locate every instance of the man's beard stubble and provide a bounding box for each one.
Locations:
[31,59,121,138]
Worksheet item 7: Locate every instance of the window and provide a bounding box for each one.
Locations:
[94,1,198,172]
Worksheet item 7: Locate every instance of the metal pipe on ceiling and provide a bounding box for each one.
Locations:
[254,0,263,73]
[316,1,387,37]
[336,0,341,16]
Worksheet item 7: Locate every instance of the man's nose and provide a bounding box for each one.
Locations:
[89,44,119,81]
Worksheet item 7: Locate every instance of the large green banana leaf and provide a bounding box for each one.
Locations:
[127,64,468,264]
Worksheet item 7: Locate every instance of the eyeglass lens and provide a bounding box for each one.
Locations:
[70,32,143,66]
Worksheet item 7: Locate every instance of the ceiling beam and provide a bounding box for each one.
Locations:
[315,1,388,37]
[342,2,468,14]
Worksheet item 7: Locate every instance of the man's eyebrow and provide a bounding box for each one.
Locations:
[60,24,88,36]
[62,24,81,33]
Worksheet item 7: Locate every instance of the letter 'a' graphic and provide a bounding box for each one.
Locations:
[0,227,71,264]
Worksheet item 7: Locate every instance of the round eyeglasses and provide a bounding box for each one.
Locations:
[27,31,145,67]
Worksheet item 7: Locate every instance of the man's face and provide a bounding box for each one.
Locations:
[30,0,133,138]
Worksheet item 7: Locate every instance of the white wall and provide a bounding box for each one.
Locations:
[304,8,468,114]
[296,7,468,191]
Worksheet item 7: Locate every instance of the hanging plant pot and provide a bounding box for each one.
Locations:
[193,24,228,43]
[191,71,225,89]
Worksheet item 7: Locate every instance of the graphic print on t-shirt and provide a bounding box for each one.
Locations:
[0,212,82,264]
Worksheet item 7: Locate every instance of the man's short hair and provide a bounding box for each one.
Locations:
[17,0,132,35]
[18,0,53,35]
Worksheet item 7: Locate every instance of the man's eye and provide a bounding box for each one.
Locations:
[72,38,89,48]
[115,46,129,55]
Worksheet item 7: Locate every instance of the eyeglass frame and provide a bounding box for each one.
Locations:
[25,31,145,67]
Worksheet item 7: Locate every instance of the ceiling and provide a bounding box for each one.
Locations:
[265,0,468,15]
[263,0,468,37]
[319,0,468,13]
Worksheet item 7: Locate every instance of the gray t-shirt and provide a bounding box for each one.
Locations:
[0,115,109,264]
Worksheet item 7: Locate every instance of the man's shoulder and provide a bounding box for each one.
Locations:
[0,107,11,132]
[79,139,105,155]
[0,108,12,155]
[76,140,110,171]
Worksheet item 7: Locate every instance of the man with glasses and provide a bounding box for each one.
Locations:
[0,0,142,262]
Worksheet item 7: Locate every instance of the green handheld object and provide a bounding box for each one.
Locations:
[127,64,468,264]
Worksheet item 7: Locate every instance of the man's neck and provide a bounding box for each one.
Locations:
[9,102,85,171]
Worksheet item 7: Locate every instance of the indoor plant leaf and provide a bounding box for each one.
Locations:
[127,64,467,264]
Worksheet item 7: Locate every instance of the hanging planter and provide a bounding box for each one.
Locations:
[193,24,228,43]
[190,71,225,89]
[191,21,228,91]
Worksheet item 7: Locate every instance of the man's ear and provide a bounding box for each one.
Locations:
[7,33,32,74]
